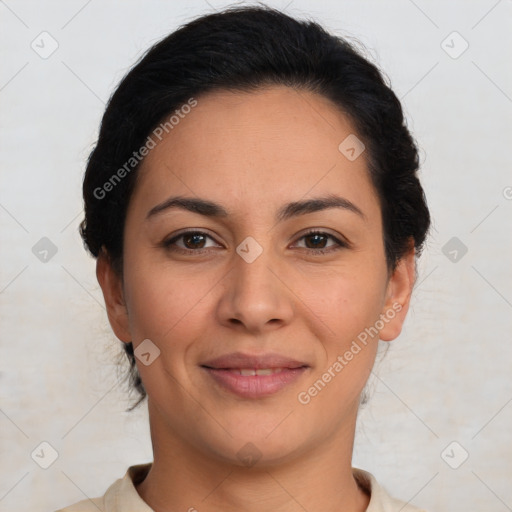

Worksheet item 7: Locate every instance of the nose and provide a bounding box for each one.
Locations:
[215,239,294,334]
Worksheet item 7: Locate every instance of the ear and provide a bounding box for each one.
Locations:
[379,241,416,342]
[96,247,131,343]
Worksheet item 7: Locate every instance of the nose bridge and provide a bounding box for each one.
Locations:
[217,234,293,331]
[240,240,274,281]
[233,234,279,302]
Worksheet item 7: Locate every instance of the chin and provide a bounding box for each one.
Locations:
[203,424,312,469]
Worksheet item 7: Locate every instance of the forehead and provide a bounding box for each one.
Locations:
[133,85,378,220]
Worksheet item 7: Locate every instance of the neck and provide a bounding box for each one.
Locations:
[136,400,370,512]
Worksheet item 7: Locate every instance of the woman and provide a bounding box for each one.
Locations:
[58,5,431,511]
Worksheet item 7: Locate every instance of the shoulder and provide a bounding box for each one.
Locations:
[353,467,430,512]
[54,463,153,512]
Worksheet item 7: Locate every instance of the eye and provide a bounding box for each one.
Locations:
[292,229,349,255]
[163,230,221,254]
[162,229,349,256]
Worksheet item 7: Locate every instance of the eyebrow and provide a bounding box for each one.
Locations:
[146,193,366,222]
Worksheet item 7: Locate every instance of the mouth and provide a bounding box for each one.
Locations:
[200,352,310,398]
[214,367,296,376]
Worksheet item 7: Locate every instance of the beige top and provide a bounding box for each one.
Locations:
[55,463,428,512]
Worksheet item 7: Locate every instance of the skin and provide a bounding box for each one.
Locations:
[97,85,416,512]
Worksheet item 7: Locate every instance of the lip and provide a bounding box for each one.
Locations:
[200,352,309,399]
[202,367,308,398]
[201,352,308,370]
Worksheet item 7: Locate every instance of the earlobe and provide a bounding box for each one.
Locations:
[379,243,416,342]
[96,247,132,343]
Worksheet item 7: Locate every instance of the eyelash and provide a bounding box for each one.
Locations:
[162,229,349,256]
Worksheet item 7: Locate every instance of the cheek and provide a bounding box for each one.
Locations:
[124,261,215,342]
[297,261,387,397]
[300,261,388,339]
[122,262,217,400]
[296,273,384,412]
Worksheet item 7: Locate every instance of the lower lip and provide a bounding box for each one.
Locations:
[202,367,308,398]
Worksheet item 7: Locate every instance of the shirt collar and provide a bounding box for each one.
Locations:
[107,463,423,512]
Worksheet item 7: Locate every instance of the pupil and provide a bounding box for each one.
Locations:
[185,233,205,249]
[307,234,326,249]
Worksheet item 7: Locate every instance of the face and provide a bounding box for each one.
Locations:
[98,85,415,467]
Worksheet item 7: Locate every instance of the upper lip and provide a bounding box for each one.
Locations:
[201,352,309,370]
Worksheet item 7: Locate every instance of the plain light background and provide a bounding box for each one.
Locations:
[1,1,511,511]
